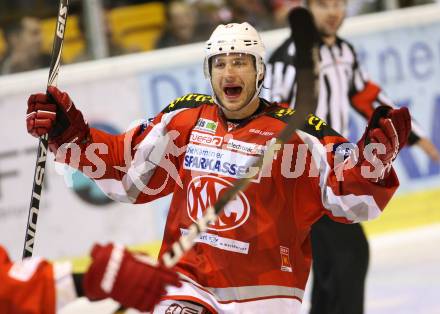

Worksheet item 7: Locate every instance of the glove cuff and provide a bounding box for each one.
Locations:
[53,261,77,310]
[48,121,90,153]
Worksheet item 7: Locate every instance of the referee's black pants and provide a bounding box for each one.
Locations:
[309,215,369,314]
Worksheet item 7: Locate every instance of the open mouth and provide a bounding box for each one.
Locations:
[223,86,243,98]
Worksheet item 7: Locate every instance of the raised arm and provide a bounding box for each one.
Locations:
[26,86,186,204]
[295,106,410,224]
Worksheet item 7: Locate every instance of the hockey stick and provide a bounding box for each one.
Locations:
[22,0,69,259]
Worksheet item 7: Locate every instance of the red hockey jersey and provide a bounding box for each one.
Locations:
[62,94,399,313]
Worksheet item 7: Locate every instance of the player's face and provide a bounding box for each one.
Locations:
[309,0,346,37]
[210,53,260,118]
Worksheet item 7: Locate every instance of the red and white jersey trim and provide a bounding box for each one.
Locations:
[93,108,186,203]
[157,273,303,313]
[297,130,382,223]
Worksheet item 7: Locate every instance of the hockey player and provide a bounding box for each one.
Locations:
[0,243,180,314]
[263,2,440,314]
[26,21,411,313]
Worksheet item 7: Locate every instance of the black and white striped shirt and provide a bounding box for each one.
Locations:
[263,36,423,141]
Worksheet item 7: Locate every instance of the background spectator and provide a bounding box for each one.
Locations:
[0,16,51,75]
[155,0,199,49]
[190,0,233,39]
[271,0,302,27]
[225,0,274,30]
[73,2,139,62]
[0,0,437,72]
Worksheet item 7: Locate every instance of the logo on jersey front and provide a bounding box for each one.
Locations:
[190,131,223,147]
[226,139,266,155]
[249,128,274,137]
[194,118,218,134]
[184,143,258,179]
[187,175,250,231]
[280,246,293,272]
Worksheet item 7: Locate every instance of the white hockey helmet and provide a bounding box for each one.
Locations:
[203,22,266,101]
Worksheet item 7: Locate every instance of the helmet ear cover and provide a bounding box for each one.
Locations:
[257,61,265,82]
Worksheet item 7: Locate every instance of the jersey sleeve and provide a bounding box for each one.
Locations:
[55,94,209,204]
[0,246,56,314]
[292,113,399,224]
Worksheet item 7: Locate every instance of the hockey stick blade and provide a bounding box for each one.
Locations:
[161,48,320,268]
[22,0,69,259]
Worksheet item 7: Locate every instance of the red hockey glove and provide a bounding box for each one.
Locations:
[357,106,411,181]
[83,243,181,312]
[26,86,89,152]
[288,7,320,69]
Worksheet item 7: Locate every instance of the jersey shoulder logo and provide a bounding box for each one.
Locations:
[303,113,341,139]
[307,114,326,131]
[162,93,214,113]
[266,105,341,140]
[266,106,296,123]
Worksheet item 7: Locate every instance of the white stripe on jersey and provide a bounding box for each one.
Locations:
[158,273,303,314]
[296,130,382,223]
[94,108,187,203]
